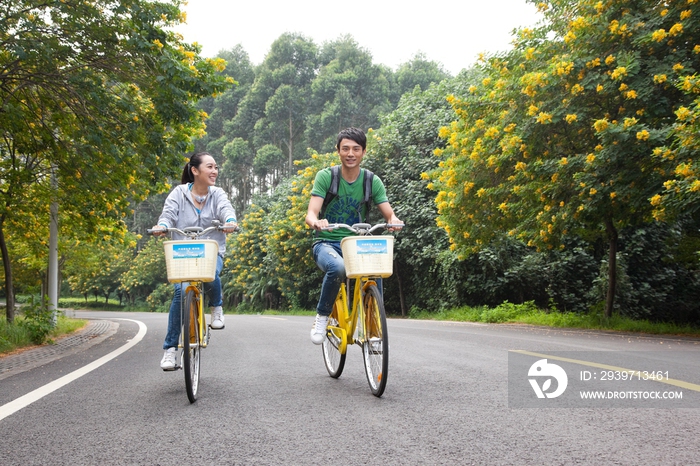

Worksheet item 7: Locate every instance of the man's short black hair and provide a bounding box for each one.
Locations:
[336,127,366,151]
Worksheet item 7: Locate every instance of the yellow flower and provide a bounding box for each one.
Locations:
[590,188,597,195]
[565,114,578,123]
[515,161,527,171]
[680,10,692,20]
[653,74,667,84]
[619,83,628,91]
[605,55,615,65]
[560,157,568,166]
[476,188,486,197]
[611,67,627,79]
[524,48,536,60]
[650,194,662,206]
[498,202,508,212]
[610,192,617,199]
[652,29,667,42]
[636,130,650,140]
[594,119,609,132]
[669,23,683,36]
[571,83,584,95]
[469,85,477,93]
[596,84,604,92]
[536,112,553,124]
[673,63,685,72]
[586,154,596,164]
[695,45,700,54]
[527,104,539,116]
[623,117,638,128]
[625,90,638,99]
[660,9,668,17]
[676,106,691,121]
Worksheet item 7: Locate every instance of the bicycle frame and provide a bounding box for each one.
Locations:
[329,276,379,354]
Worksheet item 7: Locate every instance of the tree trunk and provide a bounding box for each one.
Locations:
[0,216,16,323]
[605,219,618,319]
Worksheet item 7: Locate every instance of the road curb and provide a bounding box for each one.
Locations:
[0,319,119,381]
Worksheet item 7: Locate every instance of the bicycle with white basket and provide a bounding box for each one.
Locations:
[147,221,234,403]
[320,222,402,397]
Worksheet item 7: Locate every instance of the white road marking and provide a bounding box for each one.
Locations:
[0,319,147,421]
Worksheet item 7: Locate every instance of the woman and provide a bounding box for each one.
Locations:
[153,152,237,370]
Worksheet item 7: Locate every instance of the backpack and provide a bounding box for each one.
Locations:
[320,165,374,223]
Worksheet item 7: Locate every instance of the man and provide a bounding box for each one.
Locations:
[305,127,403,344]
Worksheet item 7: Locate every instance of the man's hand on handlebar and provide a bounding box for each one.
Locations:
[311,218,330,231]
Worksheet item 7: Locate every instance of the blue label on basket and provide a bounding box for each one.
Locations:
[172,243,206,259]
[355,239,388,254]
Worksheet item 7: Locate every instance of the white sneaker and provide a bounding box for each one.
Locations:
[310,314,328,345]
[160,347,177,371]
[210,306,225,329]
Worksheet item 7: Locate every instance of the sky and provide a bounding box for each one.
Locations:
[175,0,543,76]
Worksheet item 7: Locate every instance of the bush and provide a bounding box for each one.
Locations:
[18,297,55,344]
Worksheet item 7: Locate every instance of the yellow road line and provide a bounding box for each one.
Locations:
[511,350,700,392]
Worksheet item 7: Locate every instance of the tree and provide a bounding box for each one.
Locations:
[395,52,452,95]
[0,0,231,321]
[305,35,396,151]
[427,0,699,318]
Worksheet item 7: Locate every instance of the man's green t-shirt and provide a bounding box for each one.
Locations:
[311,167,388,241]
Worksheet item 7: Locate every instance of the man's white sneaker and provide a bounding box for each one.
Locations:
[310,314,328,345]
[211,306,225,329]
[160,347,177,371]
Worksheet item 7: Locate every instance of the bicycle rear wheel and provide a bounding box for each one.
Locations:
[361,284,388,397]
[182,288,201,403]
[322,300,346,378]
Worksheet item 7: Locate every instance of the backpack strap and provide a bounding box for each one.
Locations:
[319,165,341,219]
[360,169,374,223]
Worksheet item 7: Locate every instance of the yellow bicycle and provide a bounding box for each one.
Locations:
[149,222,227,403]
[320,222,401,397]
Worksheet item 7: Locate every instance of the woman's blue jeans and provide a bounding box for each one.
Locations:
[163,255,224,349]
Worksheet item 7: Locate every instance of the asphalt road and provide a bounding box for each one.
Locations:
[0,311,699,465]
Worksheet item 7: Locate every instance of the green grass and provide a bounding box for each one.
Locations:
[409,301,700,336]
[0,314,88,354]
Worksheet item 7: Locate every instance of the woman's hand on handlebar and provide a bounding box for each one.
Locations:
[222,221,239,233]
[150,225,167,237]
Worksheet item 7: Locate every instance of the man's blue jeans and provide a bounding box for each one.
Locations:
[163,255,224,349]
[312,241,345,317]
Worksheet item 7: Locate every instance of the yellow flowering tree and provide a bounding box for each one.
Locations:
[428,0,700,318]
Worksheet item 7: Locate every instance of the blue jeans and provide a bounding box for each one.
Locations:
[163,255,224,349]
[313,241,345,317]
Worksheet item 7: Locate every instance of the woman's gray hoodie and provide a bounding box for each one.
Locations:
[157,184,236,256]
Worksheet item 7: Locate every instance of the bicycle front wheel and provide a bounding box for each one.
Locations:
[361,284,388,397]
[182,288,201,403]
[322,300,346,378]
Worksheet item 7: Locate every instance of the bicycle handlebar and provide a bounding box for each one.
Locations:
[147,220,239,239]
[321,222,404,235]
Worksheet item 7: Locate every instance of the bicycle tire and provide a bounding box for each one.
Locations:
[322,300,346,378]
[361,284,388,397]
[182,288,201,403]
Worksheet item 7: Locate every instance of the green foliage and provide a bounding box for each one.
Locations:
[18,297,55,345]
[146,283,173,312]
[119,237,167,302]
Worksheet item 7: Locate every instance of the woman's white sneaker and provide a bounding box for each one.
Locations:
[211,306,225,329]
[160,347,177,370]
